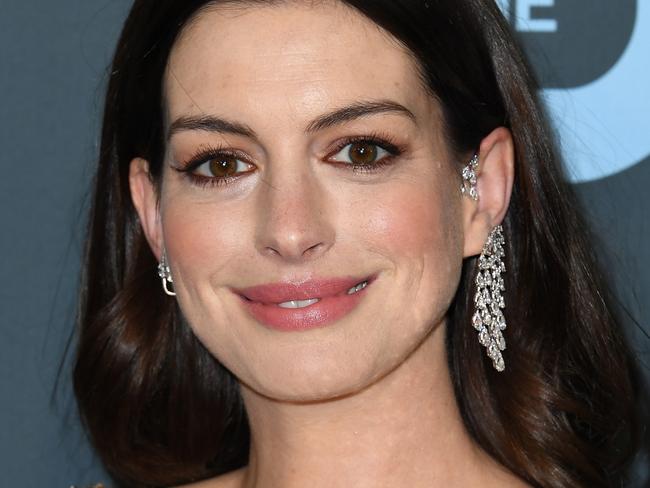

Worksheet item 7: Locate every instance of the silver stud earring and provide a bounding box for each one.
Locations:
[461,153,479,201]
[471,225,507,372]
[157,251,176,297]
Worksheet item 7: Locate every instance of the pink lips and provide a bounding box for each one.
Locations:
[233,276,374,331]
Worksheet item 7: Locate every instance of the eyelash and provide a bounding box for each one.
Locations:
[174,146,251,188]
[328,133,403,174]
[174,132,404,189]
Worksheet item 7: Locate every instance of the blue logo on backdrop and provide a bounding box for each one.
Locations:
[499,0,648,183]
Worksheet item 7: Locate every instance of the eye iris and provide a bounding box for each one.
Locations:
[209,155,238,177]
[348,142,377,165]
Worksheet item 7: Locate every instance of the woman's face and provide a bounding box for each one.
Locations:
[150,1,465,401]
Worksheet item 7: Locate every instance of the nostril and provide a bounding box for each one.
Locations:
[265,246,282,257]
[303,242,324,256]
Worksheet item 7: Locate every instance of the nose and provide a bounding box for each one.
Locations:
[254,168,335,263]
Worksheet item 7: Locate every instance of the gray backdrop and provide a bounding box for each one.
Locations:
[1,0,648,486]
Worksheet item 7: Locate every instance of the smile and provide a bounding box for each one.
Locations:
[233,276,375,331]
[277,280,369,309]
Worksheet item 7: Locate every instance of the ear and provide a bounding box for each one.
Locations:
[462,127,515,257]
[129,157,163,260]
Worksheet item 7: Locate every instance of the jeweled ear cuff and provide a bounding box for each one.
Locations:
[460,153,507,372]
[460,153,479,200]
[157,250,176,296]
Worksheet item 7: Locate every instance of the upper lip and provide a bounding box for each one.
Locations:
[233,275,375,304]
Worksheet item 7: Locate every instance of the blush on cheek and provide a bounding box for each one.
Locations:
[161,199,252,284]
[360,187,449,259]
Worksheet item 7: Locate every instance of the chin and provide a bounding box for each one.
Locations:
[234,326,428,403]
[241,364,381,403]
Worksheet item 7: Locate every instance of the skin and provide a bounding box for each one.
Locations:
[130,1,519,487]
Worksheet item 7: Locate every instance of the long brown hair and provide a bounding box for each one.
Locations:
[73,1,642,486]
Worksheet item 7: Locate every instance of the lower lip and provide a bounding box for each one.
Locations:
[238,282,372,331]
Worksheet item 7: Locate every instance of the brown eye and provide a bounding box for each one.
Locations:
[209,155,239,177]
[194,154,255,179]
[348,142,378,165]
[329,140,390,167]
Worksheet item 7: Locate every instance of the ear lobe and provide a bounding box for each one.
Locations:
[129,157,162,260]
[462,127,515,258]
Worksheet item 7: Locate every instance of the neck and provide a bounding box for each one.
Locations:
[238,323,508,488]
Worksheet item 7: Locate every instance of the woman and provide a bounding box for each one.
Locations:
[73,0,641,487]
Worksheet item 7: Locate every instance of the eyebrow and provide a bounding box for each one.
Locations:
[167,115,256,140]
[166,99,416,140]
[305,99,416,133]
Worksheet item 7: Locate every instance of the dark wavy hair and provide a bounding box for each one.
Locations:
[73,0,642,486]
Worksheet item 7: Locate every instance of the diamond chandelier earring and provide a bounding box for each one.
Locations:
[157,250,176,296]
[472,225,507,372]
[460,152,507,372]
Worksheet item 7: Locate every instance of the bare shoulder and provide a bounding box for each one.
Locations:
[174,467,247,488]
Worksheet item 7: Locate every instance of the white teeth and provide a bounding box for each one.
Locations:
[346,280,368,295]
[277,298,320,309]
[276,280,369,307]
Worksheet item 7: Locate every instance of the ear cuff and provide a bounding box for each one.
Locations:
[460,153,479,201]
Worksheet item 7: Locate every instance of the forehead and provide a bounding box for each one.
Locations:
[165,2,433,127]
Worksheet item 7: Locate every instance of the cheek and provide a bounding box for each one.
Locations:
[355,176,463,322]
[161,192,253,314]
[356,178,461,263]
[159,192,254,292]
[159,192,256,365]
